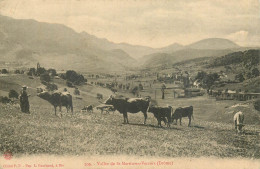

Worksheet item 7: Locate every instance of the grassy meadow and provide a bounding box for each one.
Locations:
[0,74,260,159]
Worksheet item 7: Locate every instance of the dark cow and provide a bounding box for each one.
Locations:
[234,111,245,133]
[37,91,73,116]
[148,106,172,127]
[81,105,93,113]
[104,96,150,124]
[172,106,193,127]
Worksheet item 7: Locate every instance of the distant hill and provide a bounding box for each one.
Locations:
[141,38,254,68]
[0,15,136,72]
[208,49,260,68]
[80,32,156,59]
[156,43,185,53]
[141,48,239,67]
[187,38,240,50]
[1,14,255,72]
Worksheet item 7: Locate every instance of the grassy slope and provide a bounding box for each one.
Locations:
[0,102,259,158]
[0,75,259,158]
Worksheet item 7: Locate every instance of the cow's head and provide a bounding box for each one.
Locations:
[147,106,155,113]
[104,95,114,105]
[237,124,245,133]
[37,91,51,101]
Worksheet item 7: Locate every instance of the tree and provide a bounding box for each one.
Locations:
[66,70,78,82]
[252,68,260,77]
[235,73,245,82]
[47,69,57,76]
[9,89,19,100]
[59,73,66,80]
[46,83,58,91]
[14,70,20,74]
[254,99,260,111]
[195,71,207,81]
[138,83,144,90]
[246,72,252,79]
[74,88,80,95]
[75,74,85,85]
[65,70,86,85]
[0,96,11,103]
[202,73,219,89]
[27,68,36,76]
[40,73,51,83]
[131,86,139,96]
[66,81,74,88]
[1,69,8,74]
[36,67,46,76]
[242,50,260,69]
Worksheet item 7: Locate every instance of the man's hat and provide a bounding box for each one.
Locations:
[22,85,27,89]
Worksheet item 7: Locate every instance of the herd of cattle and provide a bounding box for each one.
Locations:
[37,91,245,133]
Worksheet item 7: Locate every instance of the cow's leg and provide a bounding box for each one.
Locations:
[180,117,182,125]
[126,112,129,124]
[238,125,242,133]
[188,116,191,127]
[54,106,57,116]
[123,113,126,124]
[234,120,237,130]
[167,116,171,128]
[157,118,161,127]
[163,117,167,125]
[123,112,127,124]
[59,105,62,118]
[143,112,147,125]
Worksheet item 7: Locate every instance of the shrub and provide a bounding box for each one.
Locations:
[66,81,74,88]
[36,67,46,76]
[131,86,139,95]
[14,70,20,74]
[46,83,58,91]
[252,68,260,77]
[235,73,245,82]
[74,88,80,95]
[47,69,57,76]
[1,69,8,74]
[27,68,36,76]
[195,71,207,81]
[254,99,260,111]
[9,90,19,100]
[59,73,66,80]
[97,93,103,100]
[40,73,51,83]
[0,96,11,103]
[65,70,86,85]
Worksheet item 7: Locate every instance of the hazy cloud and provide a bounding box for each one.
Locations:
[0,0,259,47]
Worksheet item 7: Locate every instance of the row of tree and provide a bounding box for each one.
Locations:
[195,71,220,89]
[60,70,86,86]
[235,68,260,82]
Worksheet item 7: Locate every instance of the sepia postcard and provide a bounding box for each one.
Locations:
[0,0,260,169]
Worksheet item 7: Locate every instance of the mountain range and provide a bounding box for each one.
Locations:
[0,14,257,72]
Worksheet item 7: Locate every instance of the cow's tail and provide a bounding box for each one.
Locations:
[70,97,73,113]
[191,106,194,120]
[170,106,173,124]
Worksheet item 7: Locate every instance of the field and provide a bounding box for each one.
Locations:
[0,75,260,160]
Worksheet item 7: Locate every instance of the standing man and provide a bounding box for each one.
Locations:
[161,83,166,99]
[20,85,30,113]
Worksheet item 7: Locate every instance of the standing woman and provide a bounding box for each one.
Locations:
[20,85,30,113]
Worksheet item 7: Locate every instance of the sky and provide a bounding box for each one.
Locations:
[0,0,259,48]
